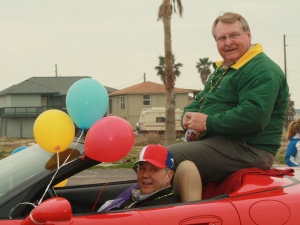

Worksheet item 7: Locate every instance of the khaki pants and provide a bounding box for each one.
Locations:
[167,136,275,185]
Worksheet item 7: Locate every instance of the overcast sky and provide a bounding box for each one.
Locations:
[1,0,300,108]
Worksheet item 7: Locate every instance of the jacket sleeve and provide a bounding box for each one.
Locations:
[181,91,204,125]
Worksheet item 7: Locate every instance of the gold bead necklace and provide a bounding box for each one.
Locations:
[209,66,227,92]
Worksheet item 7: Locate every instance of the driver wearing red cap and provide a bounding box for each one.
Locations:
[98,144,179,211]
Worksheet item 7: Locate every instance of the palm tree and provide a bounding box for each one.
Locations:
[155,54,183,85]
[157,0,183,146]
[196,57,213,85]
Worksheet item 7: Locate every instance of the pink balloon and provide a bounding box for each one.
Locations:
[84,116,135,162]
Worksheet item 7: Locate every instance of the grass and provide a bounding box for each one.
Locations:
[0,137,35,159]
[274,148,286,165]
[274,134,288,165]
[94,162,134,169]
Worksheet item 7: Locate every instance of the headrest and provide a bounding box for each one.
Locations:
[173,160,202,202]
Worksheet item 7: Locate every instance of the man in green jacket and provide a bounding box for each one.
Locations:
[168,12,289,186]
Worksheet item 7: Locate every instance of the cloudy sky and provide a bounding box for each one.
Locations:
[1,0,299,108]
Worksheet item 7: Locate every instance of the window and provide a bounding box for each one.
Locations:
[143,95,150,106]
[120,96,125,110]
[174,94,176,107]
[156,117,165,123]
[109,98,112,114]
[61,97,66,108]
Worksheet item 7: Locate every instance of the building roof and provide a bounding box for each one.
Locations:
[0,76,117,96]
[109,81,192,96]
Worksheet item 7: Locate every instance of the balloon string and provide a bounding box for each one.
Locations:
[57,150,60,169]
[9,202,37,219]
[38,129,85,205]
[92,182,108,211]
[38,166,60,204]
[61,129,84,165]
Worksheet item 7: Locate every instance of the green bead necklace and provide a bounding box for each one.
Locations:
[199,65,228,103]
[209,66,227,92]
[124,191,175,209]
[154,191,174,201]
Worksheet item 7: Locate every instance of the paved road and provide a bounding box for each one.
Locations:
[67,168,137,186]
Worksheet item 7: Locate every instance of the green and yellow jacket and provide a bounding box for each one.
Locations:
[184,44,289,155]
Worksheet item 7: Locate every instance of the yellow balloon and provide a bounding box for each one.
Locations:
[33,109,75,153]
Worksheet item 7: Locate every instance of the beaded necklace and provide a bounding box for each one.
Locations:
[185,129,207,141]
[124,191,174,209]
[154,191,174,201]
[189,65,228,141]
[209,65,227,92]
[199,65,227,104]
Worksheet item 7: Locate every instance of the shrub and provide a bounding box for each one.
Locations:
[134,132,164,146]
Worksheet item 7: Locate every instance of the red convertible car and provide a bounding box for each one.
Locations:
[0,139,299,225]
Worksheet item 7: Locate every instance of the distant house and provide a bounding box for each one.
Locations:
[0,76,116,138]
[108,81,193,130]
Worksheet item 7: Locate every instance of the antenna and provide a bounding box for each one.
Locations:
[55,64,58,77]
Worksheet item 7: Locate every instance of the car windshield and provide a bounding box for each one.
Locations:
[0,142,84,197]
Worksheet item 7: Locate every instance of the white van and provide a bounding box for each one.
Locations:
[136,107,184,134]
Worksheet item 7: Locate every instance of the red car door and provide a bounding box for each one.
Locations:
[69,210,149,225]
[139,199,240,225]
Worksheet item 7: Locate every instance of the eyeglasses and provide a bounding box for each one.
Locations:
[215,32,241,43]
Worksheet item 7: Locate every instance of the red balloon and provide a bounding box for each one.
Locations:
[84,116,135,162]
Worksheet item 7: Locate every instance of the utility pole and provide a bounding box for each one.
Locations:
[283,34,293,129]
[55,64,58,77]
[283,34,287,78]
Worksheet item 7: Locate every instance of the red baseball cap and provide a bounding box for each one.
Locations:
[133,144,174,169]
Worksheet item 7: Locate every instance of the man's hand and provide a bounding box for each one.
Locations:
[183,112,207,132]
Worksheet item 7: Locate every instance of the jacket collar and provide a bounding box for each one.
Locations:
[214,43,263,69]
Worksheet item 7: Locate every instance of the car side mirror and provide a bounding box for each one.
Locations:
[21,197,72,225]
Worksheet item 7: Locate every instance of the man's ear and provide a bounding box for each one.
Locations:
[167,170,175,181]
[247,29,252,41]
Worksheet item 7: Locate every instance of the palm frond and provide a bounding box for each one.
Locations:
[157,4,164,21]
[174,0,183,16]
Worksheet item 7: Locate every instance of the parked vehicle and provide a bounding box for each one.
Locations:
[0,139,300,224]
[136,107,184,135]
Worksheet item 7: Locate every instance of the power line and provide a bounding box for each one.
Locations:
[112,76,144,89]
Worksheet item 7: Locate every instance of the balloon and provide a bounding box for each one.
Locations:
[11,145,28,154]
[33,109,75,153]
[66,78,109,130]
[84,116,135,162]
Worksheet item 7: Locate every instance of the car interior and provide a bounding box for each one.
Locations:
[4,159,205,219]
[52,160,203,214]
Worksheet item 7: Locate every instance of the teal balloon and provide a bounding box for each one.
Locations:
[66,78,109,130]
